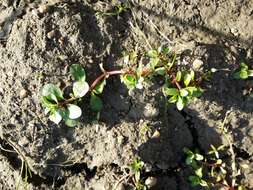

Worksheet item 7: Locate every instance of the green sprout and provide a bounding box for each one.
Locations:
[130,158,147,190]
[121,46,203,110]
[184,148,208,188]
[96,3,129,17]
[234,62,253,79]
[41,64,89,127]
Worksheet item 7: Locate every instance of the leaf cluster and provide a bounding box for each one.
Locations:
[41,64,89,127]
[121,47,203,110]
[234,62,253,79]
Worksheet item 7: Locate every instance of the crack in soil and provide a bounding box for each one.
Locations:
[0,138,96,188]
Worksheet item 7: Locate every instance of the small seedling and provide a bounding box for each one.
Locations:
[41,64,89,127]
[130,158,147,190]
[185,145,245,190]
[121,46,203,110]
[96,3,129,17]
[184,148,208,188]
[233,62,253,79]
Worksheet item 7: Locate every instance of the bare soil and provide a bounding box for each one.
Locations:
[0,0,253,189]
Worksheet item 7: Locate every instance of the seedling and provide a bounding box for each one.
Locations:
[130,158,147,190]
[234,62,253,79]
[185,145,245,190]
[121,46,203,110]
[96,3,129,17]
[184,148,208,188]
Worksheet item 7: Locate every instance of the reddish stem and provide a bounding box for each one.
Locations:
[171,75,182,90]
[89,70,126,90]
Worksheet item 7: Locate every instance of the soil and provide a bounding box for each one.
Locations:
[0,0,253,190]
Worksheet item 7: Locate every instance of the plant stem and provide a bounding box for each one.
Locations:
[90,70,126,90]
[171,75,182,89]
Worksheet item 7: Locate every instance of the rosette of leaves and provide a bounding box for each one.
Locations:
[163,70,203,110]
[234,62,253,79]
[41,64,89,127]
[121,47,174,90]
[184,148,208,188]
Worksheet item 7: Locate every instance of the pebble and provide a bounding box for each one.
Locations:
[19,89,28,98]
[151,130,160,139]
[47,30,56,39]
[145,177,157,188]
[143,103,159,118]
[38,4,49,14]
[192,59,203,71]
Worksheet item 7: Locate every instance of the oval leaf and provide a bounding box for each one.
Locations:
[73,81,89,98]
[180,89,188,97]
[70,64,86,81]
[49,110,62,124]
[184,73,192,86]
[176,97,184,110]
[93,79,106,94]
[90,94,103,111]
[41,84,64,102]
[67,104,82,119]
[163,87,179,96]
[65,118,79,127]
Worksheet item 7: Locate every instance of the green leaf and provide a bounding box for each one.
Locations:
[67,104,82,119]
[161,47,170,55]
[149,57,160,69]
[90,94,103,111]
[195,167,203,178]
[70,64,86,81]
[73,81,89,98]
[185,87,197,95]
[190,70,195,80]
[239,70,248,79]
[240,62,248,70]
[248,70,253,77]
[184,73,192,86]
[49,110,62,124]
[233,71,241,79]
[195,153,204,161]
[93,79,106,94]
[176,96,184,110]
[189,176,201,186]
[121,74,137,90]
[199,180,208,187]
[176,71,182,82]
[168,95,178,103]
[41,84,64,102]
[180,89,188,97]
[41,96,57,109]
[163,87,179,96]
[65,118,79,127]
[186,156,193,165]
[155,67,166,75]
[147,49,158,58]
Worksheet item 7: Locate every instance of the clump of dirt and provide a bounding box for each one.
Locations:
[0,0,253,189]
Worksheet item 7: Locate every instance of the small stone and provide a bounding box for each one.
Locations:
[151,130,160,139]
[116,183,125,190]
[47,30,56,39]
[143,103,159,118]
[145,177,157,188]
[38,4,49,14]
[19,89,28,98]
[192,59,203,71]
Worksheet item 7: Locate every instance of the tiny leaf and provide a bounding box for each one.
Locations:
[180,89,188,97]
[90,94,103,111]
[155,67,166,75]
[195,167,203,178]
[65,118,79,127]
[121,74,137,90]
[239,70,248,79]
[67,104,82,119]
[93,79,106,94]
[195,154,204,161]
[70,64,86,81]
[176,71,182,82]
[147,49,158,58]
[184,73,192,86]
[168,95,178,103]
[49,110,62,124]
[41,84,64,102]
[163,87,179,96]
[73,81,89,98]
[176,96,184,110]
